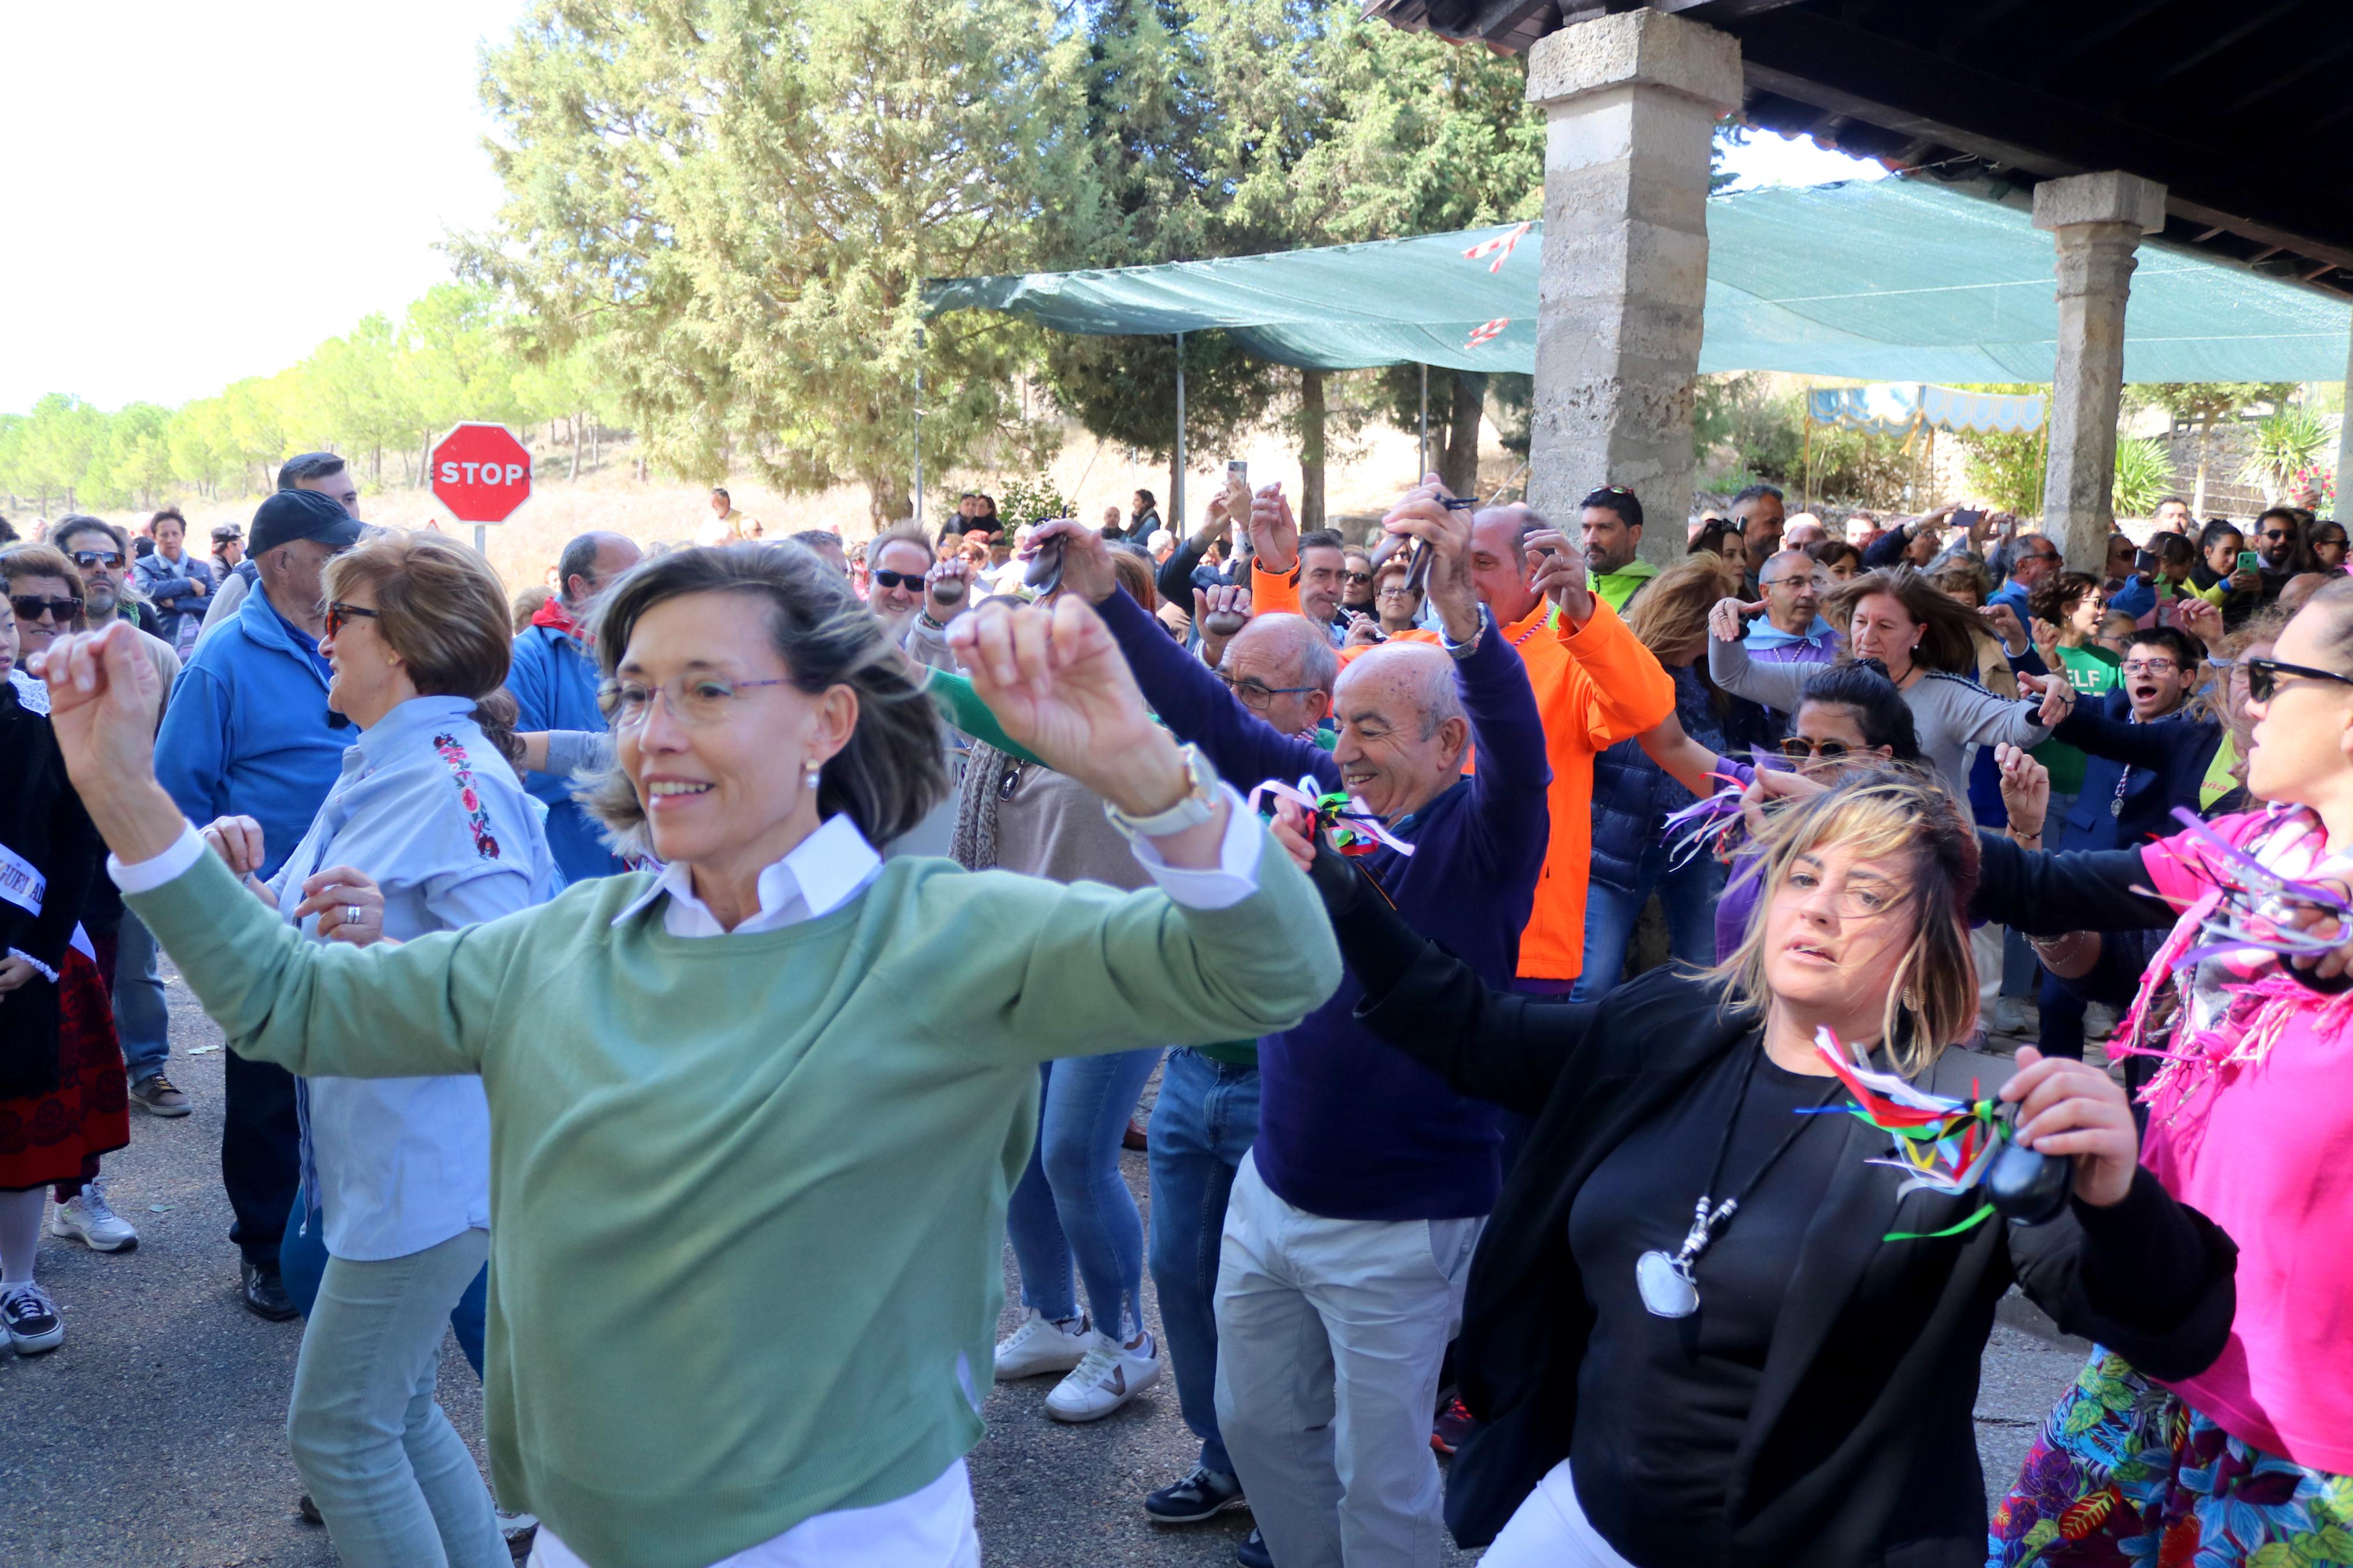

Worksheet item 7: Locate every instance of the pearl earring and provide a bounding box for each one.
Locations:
[804,763,822,791]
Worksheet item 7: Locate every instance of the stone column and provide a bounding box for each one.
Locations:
[1524,9,1741,564]
[2032,171,2166,568]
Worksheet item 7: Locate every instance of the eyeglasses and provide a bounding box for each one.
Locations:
[870,569,924,589]
[1215,671,1319,710]
[322,601,382,638]
[1343,571,1373,584]
[1758,576,1813,591]
[68,549,125,570]
[599,673,791,728]
[2260,529,2294,542]
[2242,656,2353,705]
[9,595,83,624]
[2119,657,2180,676]
[1777,737,1853,762]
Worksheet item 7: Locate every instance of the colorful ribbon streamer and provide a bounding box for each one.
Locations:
[1807,1028,2009,1241]
[1248,775,1417,858]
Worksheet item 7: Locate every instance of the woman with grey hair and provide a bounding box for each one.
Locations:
[34,541,1337,1568]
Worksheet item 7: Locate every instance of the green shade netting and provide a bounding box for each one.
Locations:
[922,176,2352,383]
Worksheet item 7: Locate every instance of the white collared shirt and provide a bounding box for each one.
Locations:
[611,810,884,937]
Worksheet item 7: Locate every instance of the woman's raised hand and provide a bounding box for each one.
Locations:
[1993,743,2049,838]
[2001,1046,2138,1207]
[950,594,1181,818]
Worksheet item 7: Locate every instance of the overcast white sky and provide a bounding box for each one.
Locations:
[1,6,1885,418]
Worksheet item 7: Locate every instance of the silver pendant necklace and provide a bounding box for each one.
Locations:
[1637,1046,1844,1320]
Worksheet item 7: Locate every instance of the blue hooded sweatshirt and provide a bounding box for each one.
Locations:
[155,579,348,881]
[505,621,627,883]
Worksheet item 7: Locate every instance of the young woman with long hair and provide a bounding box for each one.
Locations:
[1265,772,2232,1567]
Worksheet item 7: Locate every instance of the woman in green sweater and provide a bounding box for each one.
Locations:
[32,543,1340,1568]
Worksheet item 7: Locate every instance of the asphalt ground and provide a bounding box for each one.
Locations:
[2,965,2085,1567]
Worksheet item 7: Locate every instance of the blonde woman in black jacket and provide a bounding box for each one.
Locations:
[1270,773,2234,1568]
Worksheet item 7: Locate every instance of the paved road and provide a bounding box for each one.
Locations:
[2,965,2085,1567]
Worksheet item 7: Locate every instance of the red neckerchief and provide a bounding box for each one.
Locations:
[531,595,585,642]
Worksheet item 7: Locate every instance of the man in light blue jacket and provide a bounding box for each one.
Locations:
[506,530,641,883]
[154,487,360,1321]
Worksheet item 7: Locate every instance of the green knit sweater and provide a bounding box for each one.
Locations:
[129,837,1338,1568]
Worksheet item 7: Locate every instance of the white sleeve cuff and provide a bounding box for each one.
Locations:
[1130,783,1262,911]
[107,823,207,894]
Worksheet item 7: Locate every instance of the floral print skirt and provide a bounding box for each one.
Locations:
[1989,1349,2353,1567]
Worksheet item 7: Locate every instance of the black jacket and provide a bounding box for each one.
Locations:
[0,680,104,1096]
[1316,854,2236,1567]
[2050,694,2224,855]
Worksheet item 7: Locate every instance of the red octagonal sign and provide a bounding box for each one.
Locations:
[430,422,534,525]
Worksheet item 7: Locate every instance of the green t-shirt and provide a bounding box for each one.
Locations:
[2031,645,2121,795]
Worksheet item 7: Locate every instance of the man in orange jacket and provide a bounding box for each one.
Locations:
[1250,478,1675,991]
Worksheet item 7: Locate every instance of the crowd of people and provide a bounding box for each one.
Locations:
[3,456,2350,1568]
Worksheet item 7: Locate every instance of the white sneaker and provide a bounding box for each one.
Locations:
[1045,1329,1160,1422]
[52,1179,138,1253]
[995,1308,1091,1379]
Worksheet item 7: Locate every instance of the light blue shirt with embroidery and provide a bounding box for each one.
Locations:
[269,693,563,1260]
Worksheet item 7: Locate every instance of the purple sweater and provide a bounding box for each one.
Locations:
[1100,589,1550,1220]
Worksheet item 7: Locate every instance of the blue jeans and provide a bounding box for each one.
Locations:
[1570,845,1723,1002]
[1147,1048,1261,1477]
[286,1226,506,1568]
[112,912,171,1083]
[283,1189,487,1379]
[1005,1048,1162,1338]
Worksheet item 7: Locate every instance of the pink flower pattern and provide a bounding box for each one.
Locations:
[432,734,503,861]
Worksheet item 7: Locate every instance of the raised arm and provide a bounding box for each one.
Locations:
[1635,707,1726,798]
[1969,831,2173,934]
[2054,706,2222,771]
[1706,614,1812,712]
[1084,562,1338,794]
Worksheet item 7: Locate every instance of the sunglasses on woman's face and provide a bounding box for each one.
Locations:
[9,595,83,624]
[870,569,923,589]
[322,601,381,638]
[1779,736,1852,762]
[2242,656,2353,705]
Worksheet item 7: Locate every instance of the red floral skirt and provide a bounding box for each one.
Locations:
[0,948,130,1191]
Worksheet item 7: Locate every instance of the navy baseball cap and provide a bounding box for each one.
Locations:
[247,489,363,557]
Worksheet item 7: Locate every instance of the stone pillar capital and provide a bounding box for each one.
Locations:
[2030,170,2167,236]
[1524,8,1742,113]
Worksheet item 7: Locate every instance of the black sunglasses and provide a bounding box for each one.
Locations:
[2243,656,2353,705]
[69,549,125,570]
[1779,736,1854,761]
[10,594,83,623]
[871,568,924,589]
[323,600,381,638]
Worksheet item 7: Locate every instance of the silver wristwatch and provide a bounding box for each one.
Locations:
[1102,744,1220,840]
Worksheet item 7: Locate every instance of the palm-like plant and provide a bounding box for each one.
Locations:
[2111,436,2177,520]
[2240,405,2334,504]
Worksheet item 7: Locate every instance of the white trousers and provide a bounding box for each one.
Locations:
[1212,1151,1483,1568]
[1479,1459,1639,1568]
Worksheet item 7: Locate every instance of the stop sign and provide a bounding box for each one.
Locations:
[430,423,534,525]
